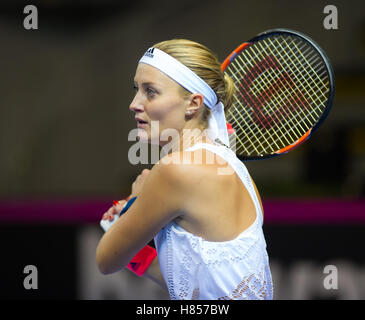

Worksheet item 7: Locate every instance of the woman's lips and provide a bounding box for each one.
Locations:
[135,117,148,128]
[137,122,148,128]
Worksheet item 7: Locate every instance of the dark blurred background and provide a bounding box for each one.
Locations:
[0,0,364,299]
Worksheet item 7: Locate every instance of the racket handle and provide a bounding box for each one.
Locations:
[100,197,137,232]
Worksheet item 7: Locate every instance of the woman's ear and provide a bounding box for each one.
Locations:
[185,93,204,118]
[190,93,204,108]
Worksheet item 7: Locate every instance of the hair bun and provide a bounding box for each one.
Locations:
[223,73,235,113]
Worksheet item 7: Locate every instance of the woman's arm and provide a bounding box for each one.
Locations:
[96,157,188,275]
[100,195,167,290]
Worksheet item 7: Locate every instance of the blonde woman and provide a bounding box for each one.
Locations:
[97,39,273,300]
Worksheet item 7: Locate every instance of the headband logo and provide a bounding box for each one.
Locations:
[144,47,155,58]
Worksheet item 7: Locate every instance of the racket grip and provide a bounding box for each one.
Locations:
[99,197,137,232]
[126,245,157,277]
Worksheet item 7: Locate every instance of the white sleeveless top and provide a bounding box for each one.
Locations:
[154,143,273,300]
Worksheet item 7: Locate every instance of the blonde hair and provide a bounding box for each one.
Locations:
[153,39,235,128]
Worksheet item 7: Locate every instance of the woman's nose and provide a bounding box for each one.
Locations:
[129,94,144,113]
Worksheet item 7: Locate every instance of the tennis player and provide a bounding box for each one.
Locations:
[97,39,273,300]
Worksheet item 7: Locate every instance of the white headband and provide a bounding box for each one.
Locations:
[139,47,230,147]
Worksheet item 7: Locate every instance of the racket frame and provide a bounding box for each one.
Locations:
[222,28,335,161]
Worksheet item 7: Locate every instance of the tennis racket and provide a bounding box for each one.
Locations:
[222,28,335,160]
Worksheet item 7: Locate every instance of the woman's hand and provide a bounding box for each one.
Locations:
[130,169,151,198]
[101,169,150,222]
[101,200,128,221]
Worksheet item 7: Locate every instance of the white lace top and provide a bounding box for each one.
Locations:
[154,143,273,300]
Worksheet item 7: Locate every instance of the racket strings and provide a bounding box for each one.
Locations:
[228,64,282,153]
[251,41,318,135]
[229,51,308,155]
[228,51,308,154]
[227,49,297,153]
[237,48,305,141]
[252,38,323,126]
[228,63,284,154]
[285,37,329,99]
[268,37,329,130]
[269,37,328,120]
[230,60,291,152]
[224,55,280,153]
[225,34,330,157]
[275,38,328,101]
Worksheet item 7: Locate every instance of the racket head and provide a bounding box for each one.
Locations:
[222,28,335,161]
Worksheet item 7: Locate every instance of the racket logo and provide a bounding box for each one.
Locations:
[240,55,310,130]
[144,47,155,58]
[129,262,139,271]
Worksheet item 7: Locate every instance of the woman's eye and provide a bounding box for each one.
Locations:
[146,88,156,98]
[133,85,138,92]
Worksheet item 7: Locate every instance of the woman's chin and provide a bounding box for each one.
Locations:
[136,129,158,145]
[135,128,148,141]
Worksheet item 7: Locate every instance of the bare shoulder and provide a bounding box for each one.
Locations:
[156,148,227,182]
[153,148,232,204]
